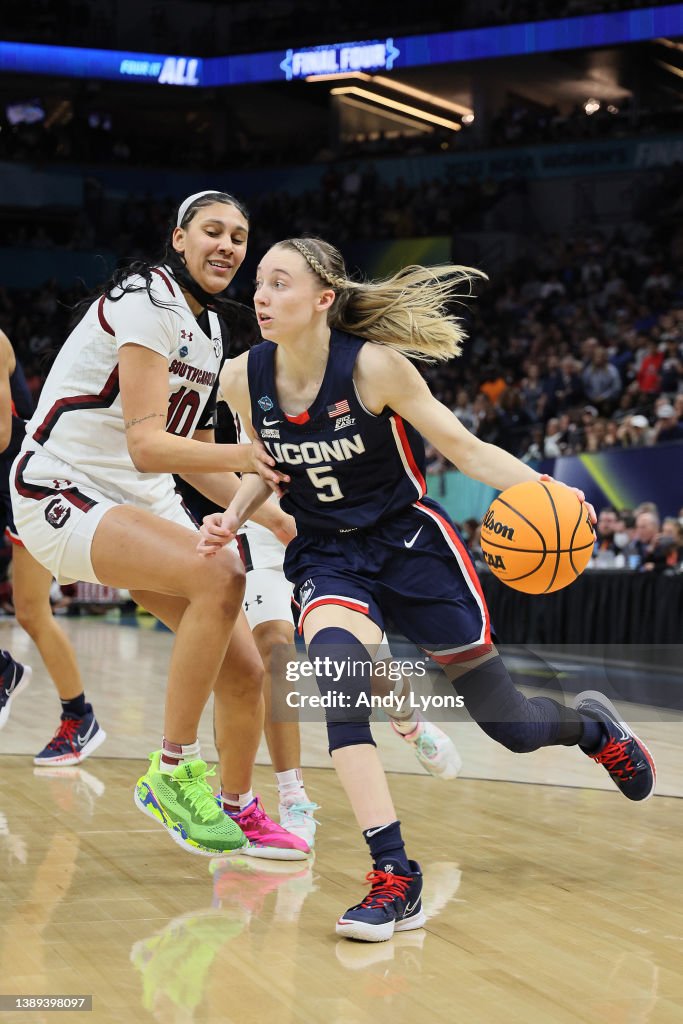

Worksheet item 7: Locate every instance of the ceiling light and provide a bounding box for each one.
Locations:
[584,98,600,115]
[307,70,473,118]
[371,75,472,117]
[331,86,461,130]
[656,58,683,80]
[335,94,434,132]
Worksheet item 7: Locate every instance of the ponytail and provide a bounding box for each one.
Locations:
[278,237,486,363]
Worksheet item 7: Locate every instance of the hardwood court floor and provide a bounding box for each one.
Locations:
[1,617,682,1023]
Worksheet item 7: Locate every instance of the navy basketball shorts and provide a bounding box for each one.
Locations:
[285,496,493,666]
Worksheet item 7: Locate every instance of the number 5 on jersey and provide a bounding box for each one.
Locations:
[307,466,343,502]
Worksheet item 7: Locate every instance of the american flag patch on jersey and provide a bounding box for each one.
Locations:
[327,399,350,418]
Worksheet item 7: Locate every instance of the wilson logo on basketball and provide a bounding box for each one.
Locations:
[482,510,515,540]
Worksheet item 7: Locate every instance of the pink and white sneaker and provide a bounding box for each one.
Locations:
[391,715,462,780]
[227,797,310,861]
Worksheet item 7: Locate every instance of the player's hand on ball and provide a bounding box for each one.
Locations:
[197,511,240,556]
[538,474,596,524]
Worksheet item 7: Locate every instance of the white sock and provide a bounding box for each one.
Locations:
[276,768,306,804]
[222,790,254,813]
[159,738,200,773]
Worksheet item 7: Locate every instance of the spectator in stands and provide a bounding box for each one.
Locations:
[479,364,507,406]
[582,346,622,413]
[497,388,535,453]
[451,389,476,431]
[543,355,583,416]
[659,340,683,394]
[476,404,503,445]
[543,417,565,457]
[589,507,627,569]
[660,517,683,569]
[652,403,683,444]
[635,338,664,395]
[617,414,652,447]
[626,511,662,570]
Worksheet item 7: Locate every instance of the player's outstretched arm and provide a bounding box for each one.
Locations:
[356,343,540,491]
[357,343,593,517]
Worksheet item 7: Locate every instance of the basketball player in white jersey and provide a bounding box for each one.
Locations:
[9,191,308,860]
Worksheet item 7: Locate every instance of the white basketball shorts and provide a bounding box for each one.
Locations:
[10,447,198,585]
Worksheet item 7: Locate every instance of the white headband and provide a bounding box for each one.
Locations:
[176,190,223,227]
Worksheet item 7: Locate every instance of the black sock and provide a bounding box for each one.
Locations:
[578,717,605,753]
[362,820,410,874]
[60,694,88,718]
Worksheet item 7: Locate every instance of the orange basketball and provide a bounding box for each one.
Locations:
[480,479,595,594]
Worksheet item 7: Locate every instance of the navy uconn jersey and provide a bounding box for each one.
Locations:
[247,331,427,533]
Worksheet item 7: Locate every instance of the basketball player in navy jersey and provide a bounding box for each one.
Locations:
[0,328,106,761]
[199,236,656,941]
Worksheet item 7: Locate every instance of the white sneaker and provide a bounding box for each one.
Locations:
[392,716,462,780]
[278,797,320,849]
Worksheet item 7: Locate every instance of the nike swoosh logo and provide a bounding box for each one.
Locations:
[403,526,423,549]
[404,899,420,915]
[77,720,96,746]
[365,824,391,838]
[263,417,281,426]
[4,665,18,695]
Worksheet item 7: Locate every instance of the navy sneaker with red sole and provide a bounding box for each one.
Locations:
[573,690,656,802]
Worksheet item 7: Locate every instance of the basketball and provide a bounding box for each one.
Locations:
[480,479,595,594]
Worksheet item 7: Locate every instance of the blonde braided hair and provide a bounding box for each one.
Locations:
[288,239,349,290]
[276,236,486,363]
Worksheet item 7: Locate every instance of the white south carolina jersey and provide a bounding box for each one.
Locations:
[21,266,222,514]
[233,407,286,571]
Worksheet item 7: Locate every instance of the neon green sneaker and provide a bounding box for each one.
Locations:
[134,751,249,857]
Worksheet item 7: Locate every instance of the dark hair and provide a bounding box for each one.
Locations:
[70,191,257,339]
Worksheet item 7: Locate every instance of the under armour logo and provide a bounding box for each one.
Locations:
[180,329,193,342]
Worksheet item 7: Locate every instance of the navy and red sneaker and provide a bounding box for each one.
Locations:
[573,690,656,802]
[336,860,425,942]
[34,706,106,767]
[0,651,32,730]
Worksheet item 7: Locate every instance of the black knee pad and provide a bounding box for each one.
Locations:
[307,626,376,754]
